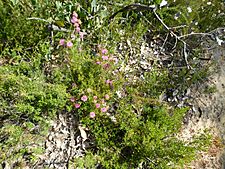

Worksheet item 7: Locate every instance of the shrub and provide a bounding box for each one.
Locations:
[0,0,221,168]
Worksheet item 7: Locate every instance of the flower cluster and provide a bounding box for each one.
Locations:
[71,11,86,41]
[59,39,73,48]
[96,46,118,68]
[95,47,118,89]
[70,92,111,119]
[59,11,86,48]
[71,11,81,33]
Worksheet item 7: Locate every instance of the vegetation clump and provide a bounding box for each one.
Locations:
[0,0,224,168]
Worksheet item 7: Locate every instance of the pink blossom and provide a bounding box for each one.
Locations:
[93,96,98,100]
[90,112,96,118]
[70,97,76,102]
[102,55,109,60]
[105,94,110,100]
[95,103,101,109]
[105,79,113,85]
[67,41,73,48]
[74,22,79,28]
[74,103,80,109]
[76,26,80,33]
[72,11,78,18]
[81,95,88,102]
[71,16,78,24]
[96,61,101,65]
[101,49,108,55]
[113,58,118,64]
[103,63,110,69]
[59,39,65,46]
[101,107,107,113]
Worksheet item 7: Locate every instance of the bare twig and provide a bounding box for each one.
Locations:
[178,32,212,39]
[152,9,192,69]
[170,25,187,29]
[161,33,169,52]
[172,33,178,50]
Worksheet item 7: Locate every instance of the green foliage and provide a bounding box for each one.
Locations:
[0,67,68,121]
[0,0,221,168]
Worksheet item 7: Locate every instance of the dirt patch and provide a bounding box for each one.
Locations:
[180,46,225,168]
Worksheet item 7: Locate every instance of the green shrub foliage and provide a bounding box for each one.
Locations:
[0,0,222,168]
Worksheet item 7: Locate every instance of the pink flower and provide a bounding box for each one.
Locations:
[105,79,113,85]
[76,26,80,33]
[70,97,76,102]
[102,55,108,60]
[59,39,65,46]
[113,58,118,64]
[101,107,107,113]
[71,16,78,24]
[67,41,73,48]
[103,63,110,69]
[93,96,98,100]
[96,61,101,65]
[72,11,78,18]
[81,95,88,102]
[74,22,79,28]
[101,49,108,55]
[90,112,96,118]
[105,94,110,100]
[74,103,80,109]
[95,103,100,109]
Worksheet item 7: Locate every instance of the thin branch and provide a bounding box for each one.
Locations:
[170,25,187,29]
[172,33,178,50]
[161,33,169,52]
[178,32,212,39]
[152,9,192,69]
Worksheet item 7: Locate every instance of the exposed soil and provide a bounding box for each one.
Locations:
[180,45,225,169]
